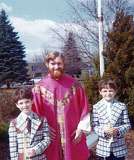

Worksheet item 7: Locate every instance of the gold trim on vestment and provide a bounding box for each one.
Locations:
[34,84,78,108]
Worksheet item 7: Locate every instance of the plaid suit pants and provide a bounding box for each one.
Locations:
[96,152,125,160]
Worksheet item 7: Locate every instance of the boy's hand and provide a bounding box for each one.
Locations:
[112,128,119,137]
[104,125,113,136]
[104,126,118,137]
[27,149,36,157]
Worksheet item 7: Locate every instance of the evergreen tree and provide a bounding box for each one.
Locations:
[104,10,134,119]
[62,32,81,77]
[0,10,29,87]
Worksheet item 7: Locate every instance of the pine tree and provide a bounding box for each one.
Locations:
[62,32,81,77]
[104,10,134,119]
[0,10,29,87]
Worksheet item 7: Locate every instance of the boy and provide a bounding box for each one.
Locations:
[92,79,131,160]
[8,87,50,160]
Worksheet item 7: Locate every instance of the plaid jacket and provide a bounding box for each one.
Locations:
[8,112,50,160]
[92,99,131,158]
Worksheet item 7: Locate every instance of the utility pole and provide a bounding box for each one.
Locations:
[98,0,104,77]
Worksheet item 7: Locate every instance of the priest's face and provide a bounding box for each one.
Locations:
[48,56,64,79]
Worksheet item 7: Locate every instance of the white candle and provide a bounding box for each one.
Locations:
[23,133,28,160]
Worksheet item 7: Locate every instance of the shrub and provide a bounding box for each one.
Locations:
[0,122,9,141]
[83,75,101,112]
[0,89,20,139]
[0,89,20,122]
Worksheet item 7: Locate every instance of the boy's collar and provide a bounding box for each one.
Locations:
[102,98,114,104]
[20,111,33,120]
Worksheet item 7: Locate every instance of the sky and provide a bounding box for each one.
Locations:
[0,0,134,62]
[0,0,76,61]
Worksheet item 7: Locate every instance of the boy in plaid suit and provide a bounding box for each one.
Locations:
[92,79,131,160]
[8,87,50,160]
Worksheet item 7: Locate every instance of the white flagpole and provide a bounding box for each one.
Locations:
[98,0,104,77]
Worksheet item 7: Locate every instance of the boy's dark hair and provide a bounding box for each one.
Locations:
[98,79,117,91]
[13,86,33,103]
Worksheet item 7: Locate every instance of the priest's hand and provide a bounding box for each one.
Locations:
[72,129,82,144]
[32,84,40,93]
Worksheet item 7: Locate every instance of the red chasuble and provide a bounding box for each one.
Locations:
[32,74,90,160]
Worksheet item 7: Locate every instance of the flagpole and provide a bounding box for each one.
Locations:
[98,0,104,77]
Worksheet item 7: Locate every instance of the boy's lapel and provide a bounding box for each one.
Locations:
[16,114,27,133]
[30,114,42,144]
[111,101,123,126]
[97,100,110,124]
[97,100,123,126]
